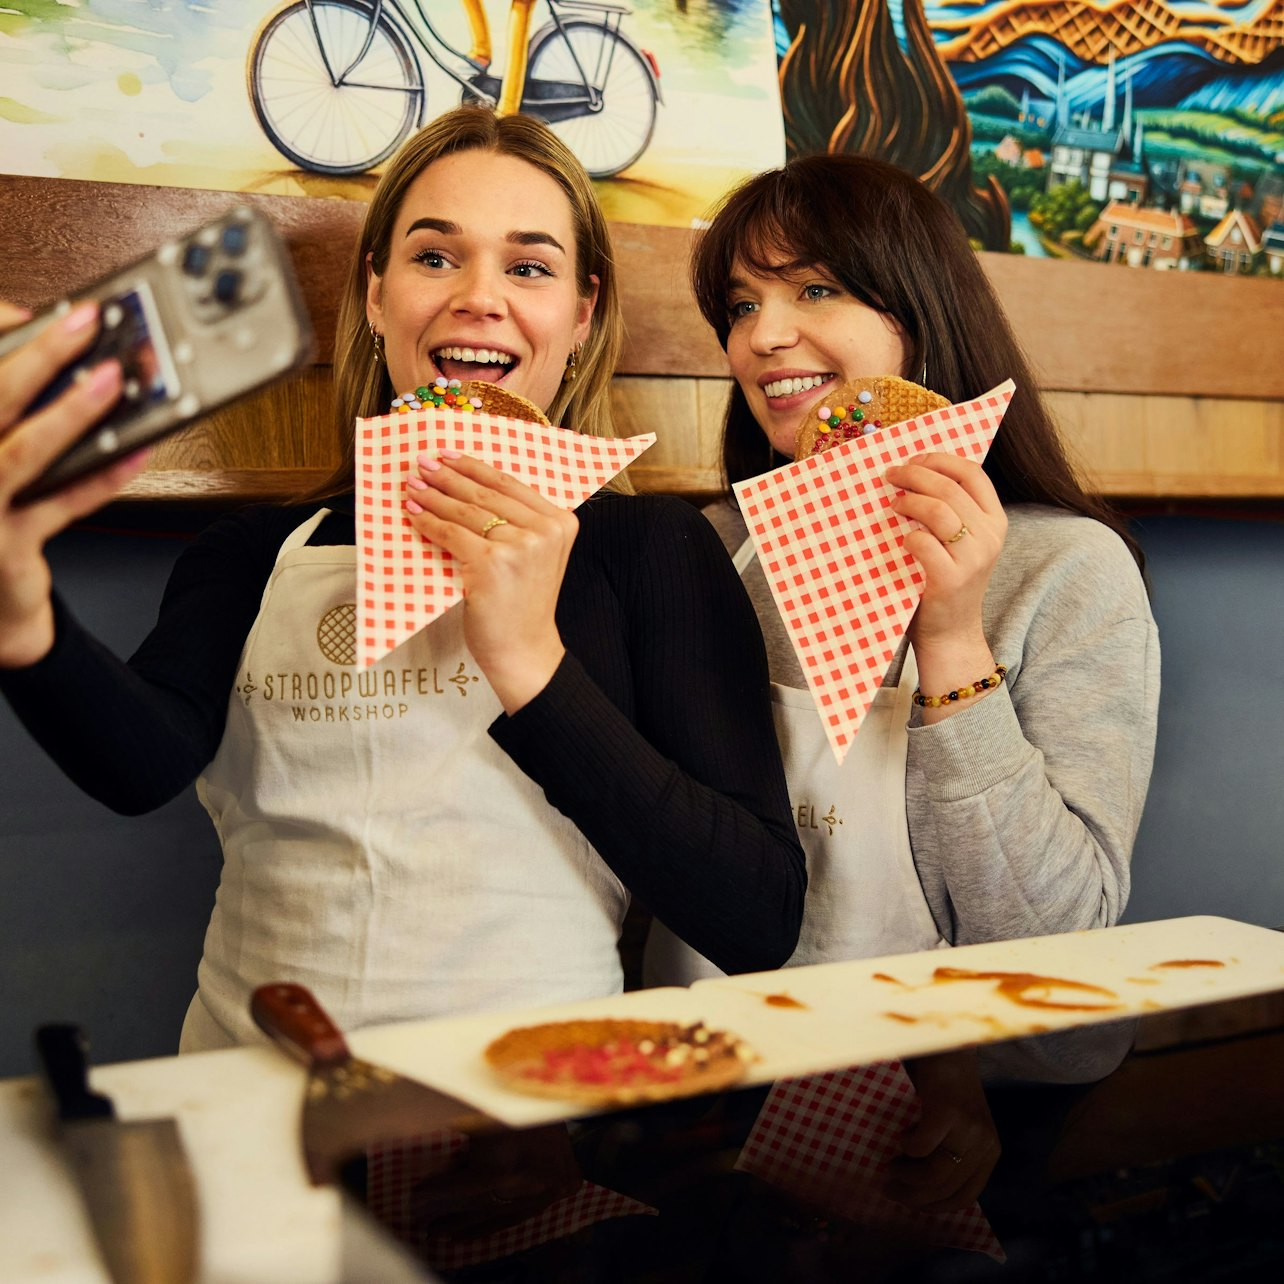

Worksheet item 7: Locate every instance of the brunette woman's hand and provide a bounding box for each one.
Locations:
[404,451,576,713]
[0,301,145,669]
[883,1048,1001,1213]
[884,453,1006,718]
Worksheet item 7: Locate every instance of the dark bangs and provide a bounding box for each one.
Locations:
[691,158,923,355]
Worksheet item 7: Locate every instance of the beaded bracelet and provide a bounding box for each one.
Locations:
[912,664,1007,709]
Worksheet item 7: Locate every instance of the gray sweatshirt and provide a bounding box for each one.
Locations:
[706,500,1161,1081]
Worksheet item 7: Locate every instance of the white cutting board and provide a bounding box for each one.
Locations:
[352,915,1284,1124]
[2,916,1282,1281]
[0,1044,338,1284]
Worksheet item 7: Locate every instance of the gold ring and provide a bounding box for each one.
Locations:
[479,516,508,539]
[944,523,969,545]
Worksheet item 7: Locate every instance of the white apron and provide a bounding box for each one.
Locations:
[182,511,626,1051]
[644,537,942,985]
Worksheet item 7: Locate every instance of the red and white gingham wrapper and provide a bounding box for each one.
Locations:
[366,1133,656,1270]
[733,380,1015,763]
[355,409,656,668]
[736,1061,1005,1261]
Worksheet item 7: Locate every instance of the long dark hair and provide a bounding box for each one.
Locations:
[691,152,1142,568]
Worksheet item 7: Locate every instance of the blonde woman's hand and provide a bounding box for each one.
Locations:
[883,453,1006,717]
[404,451,576,712]
[0,301,146,668]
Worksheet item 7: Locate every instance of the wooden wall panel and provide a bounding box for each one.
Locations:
[2,175,1282,502]
[119,375,1284,502]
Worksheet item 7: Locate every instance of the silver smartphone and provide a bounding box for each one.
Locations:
[6,204,315,504]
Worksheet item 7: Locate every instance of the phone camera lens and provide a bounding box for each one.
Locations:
[183,244,211,276]
[214,269,242,305]
[221,224,249,256]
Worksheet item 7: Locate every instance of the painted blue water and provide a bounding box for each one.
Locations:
[1010,209,1047,257]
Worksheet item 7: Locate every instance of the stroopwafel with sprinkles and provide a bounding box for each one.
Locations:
[794,376,949,460]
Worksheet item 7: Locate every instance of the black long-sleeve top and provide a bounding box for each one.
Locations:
[1,490,806,975]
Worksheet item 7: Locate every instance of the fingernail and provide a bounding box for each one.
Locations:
[419,457,441,473]
[407,477,428,490]
[405,499,423,514]
[87,360,120,396]
[62,302,98,334]
[439,449,462,460]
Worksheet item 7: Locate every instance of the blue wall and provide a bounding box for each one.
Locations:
[1,513,1281,1078]
[1123,515,1284,931]
[0,525,220,1078]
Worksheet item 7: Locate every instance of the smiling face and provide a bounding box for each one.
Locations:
[366,149,598,417]
[725,259,911,458]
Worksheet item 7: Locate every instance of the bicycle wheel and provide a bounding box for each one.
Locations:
[525,21,657,179]
[249,1,423,176]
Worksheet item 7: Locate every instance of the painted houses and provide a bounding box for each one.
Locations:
[1263,221,1284,274]
[1205,210,1262,273]
[1087,201,1203,269]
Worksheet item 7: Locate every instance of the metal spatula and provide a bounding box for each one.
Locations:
[251,982,499,1185]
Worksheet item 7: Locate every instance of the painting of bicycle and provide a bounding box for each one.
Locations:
[248,0,662,179]
[0,2,783,225]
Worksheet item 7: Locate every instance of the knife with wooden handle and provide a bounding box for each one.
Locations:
[34,1024,199,1284]
[251,982,500,1185]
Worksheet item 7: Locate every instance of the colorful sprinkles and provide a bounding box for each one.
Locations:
[815,396,883,443]
[391,377,485,414]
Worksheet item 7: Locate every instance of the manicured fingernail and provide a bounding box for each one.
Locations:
[439,449,462,460]
[419,457,441,473]
[407,477,428,490]
[405,499,423,514]
[62,302,98,334]
[87,360,120,396]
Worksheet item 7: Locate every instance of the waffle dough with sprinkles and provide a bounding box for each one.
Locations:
[390,376,550,425]
[484,1018,755,1106]
[794,376,949,460]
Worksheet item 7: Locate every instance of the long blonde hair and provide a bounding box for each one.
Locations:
[310,107,625,499]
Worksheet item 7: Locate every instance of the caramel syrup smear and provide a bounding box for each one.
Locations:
[928,967,1121,1012]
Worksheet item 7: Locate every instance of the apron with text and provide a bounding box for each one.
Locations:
[644,537,942,985]
[183,511,626,1051]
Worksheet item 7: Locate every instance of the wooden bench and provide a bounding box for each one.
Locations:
[3,174,1283,504]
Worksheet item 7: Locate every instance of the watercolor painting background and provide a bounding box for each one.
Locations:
[0,0,785,227]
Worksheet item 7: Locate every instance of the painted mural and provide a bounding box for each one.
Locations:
[4,2,1282,268]
[772,0,1284,275]
[0,1,785,228]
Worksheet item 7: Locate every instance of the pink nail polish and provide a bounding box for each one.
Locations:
[439,449,462,461]
[405,499,423,515]
[419,456,441,473]
[87,361,120,396]
[407,477,428,490]
[62,302,98,334]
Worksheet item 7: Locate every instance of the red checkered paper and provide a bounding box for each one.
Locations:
[736,1061,1005,1261]
[733,380,1015,763]
[366,1134,656,1270]
[356,409,656,668]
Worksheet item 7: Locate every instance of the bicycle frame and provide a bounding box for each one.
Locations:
[300,0,657,118]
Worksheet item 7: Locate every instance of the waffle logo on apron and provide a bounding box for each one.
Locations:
[795,801,844,837]
[317,603,356,666]
[233,603,481,719]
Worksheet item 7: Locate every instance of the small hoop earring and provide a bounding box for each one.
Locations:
[920,361,928,385]
[563,341,582,384]
[368,321,385,365]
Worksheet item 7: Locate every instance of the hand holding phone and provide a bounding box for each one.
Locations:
[3,205,314,505]
[0,300,142,667]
